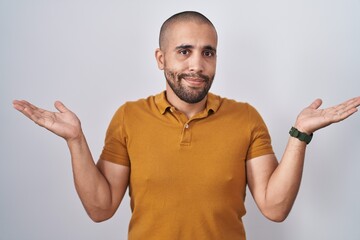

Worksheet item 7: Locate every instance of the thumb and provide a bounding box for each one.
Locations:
[308,98,323,110]
[54,101,70,113]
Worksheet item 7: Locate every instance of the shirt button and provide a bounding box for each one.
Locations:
[185,123,189,129]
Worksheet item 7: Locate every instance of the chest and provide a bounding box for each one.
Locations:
[126,115,251,201]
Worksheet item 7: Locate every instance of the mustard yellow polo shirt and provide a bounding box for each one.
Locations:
[100,91,274,240]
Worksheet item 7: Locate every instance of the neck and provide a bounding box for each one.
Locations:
[165,87,207,119]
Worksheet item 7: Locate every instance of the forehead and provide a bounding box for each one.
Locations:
[165,21,218,49]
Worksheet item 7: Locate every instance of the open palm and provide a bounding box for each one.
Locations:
[13,100,82,141]
[295,97,360,134]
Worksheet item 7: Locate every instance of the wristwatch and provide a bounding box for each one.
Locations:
[289,127,313,144]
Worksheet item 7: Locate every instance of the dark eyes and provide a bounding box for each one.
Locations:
[203,50,215,57]
[178,49,215,57]
[179,49,190,55]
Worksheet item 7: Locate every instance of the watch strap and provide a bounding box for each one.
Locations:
[289,127,313,144]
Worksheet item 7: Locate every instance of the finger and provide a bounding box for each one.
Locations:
[344,96,360,110]
[54,101,70,113]
[331,109,358,124]
[332,97,360,116]
[308,98,322,110]
[13,100,37,116]
[13,100,31,110]
[13,100,50,125]
[12,100,25,111]
[338,106,358,119]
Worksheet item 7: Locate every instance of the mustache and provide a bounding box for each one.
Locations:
[177,73,210,82]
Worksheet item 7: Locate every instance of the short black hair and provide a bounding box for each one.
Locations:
[159,11,217,50]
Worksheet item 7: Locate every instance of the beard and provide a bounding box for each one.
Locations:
[164,69,215,104]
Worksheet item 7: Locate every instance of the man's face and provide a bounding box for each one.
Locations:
[156,21,217,104]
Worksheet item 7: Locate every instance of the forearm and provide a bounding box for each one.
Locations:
[66,133,113,220]
[12,100,123,221]
[267,95,360,212]
[264,137,306,221]
[249,97,359,222]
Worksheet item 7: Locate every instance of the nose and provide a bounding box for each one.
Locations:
[188,52,204,73]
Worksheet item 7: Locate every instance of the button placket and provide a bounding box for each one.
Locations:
[180,121,191,146]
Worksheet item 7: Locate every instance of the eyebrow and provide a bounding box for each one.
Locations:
[175,44,217,52]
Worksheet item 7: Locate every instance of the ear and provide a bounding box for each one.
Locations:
[155,48,165,70]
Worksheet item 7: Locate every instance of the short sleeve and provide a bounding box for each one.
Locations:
[245,104,274,160]
[99,104,130,166]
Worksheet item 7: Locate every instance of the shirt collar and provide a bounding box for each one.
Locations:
[154,91,221,115]
[206,92,221,114]
[154,91,172,114]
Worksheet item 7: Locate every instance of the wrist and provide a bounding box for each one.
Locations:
[66,130,85,146]
[293,120,313,135]
[289,126,313,144]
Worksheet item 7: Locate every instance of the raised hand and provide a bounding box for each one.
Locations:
[13,100,82,142]
[295,97,360,134]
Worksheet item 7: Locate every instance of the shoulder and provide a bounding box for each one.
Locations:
[125,94,155,107]
[112,94,161,121]
[209,92,257,115]
[209,93,266,127]
[116,94,156,111]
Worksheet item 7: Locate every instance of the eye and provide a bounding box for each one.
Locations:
[203,50,215,57]
[178,49,190,55]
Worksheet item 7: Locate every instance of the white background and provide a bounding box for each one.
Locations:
[1,0,359,239]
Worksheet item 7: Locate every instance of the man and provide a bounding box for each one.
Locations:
[13,11,360,240]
